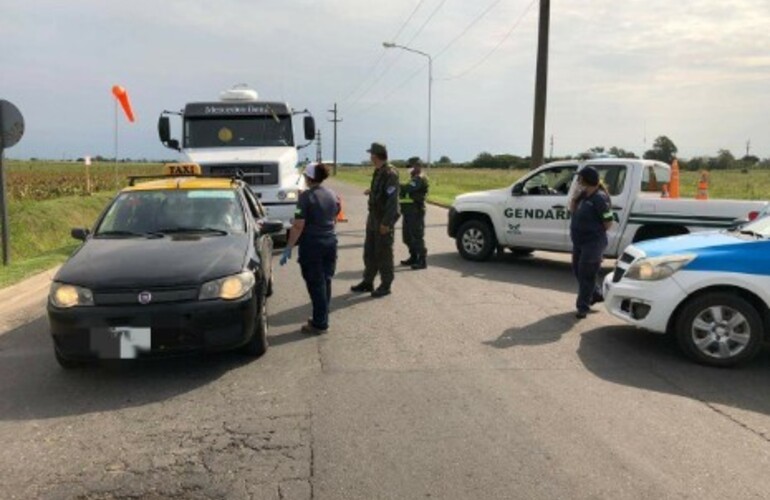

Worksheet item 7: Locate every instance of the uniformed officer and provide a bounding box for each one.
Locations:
[351,142,401,298]
[569,166,613,319]
[399,156,429,270]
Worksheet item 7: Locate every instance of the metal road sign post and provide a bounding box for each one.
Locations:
[0,99,25,266]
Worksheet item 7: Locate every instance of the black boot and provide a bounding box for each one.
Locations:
[411,252,427,270]
[400,254,416,266]
[350,281,374,293]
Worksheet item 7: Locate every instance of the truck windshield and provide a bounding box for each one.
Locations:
[184,116,294,148]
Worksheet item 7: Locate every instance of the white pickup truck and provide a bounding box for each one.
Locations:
[448,158,768,261]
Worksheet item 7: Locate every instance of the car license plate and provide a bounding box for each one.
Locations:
[91,326,151,359]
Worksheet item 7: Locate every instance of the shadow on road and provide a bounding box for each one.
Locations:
[428,251,612,294]
[484,311,579,348]
[578,325,770,416]
[0,317,252,421]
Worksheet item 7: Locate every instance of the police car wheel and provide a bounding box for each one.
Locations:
[675,293,763,367]
[242,288,269,357]
[456,220,496,261]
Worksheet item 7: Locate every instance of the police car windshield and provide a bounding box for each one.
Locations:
[184,116,294,148]
[95,190,247,237]
[741,213,770,238]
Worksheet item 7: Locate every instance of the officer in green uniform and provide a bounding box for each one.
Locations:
[351,142,401,298]
[399,156,429,270]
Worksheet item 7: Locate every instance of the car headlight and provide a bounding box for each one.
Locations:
[624,254,696,281]
[199,271,255,301]
[50,282,94,308]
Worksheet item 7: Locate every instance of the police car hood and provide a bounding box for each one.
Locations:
[185,147,297,165]
[454,188,509,205]
[633,231,747,258]
[56,235,249,289]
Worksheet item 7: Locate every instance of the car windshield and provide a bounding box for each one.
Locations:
[96,189,246,236]
[738,212,770,238]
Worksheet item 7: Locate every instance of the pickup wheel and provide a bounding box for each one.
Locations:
[456,220,496,261]
[674,293,763,367]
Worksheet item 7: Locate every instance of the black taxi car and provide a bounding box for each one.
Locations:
[48,164,283,368]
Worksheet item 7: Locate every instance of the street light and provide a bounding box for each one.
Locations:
[382,41,432,167]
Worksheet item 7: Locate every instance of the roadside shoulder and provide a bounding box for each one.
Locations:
[0,266,58,335]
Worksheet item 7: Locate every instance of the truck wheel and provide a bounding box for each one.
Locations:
[242,287,269,357]
[55,348,87,369]
[674,293,763,367]
[456,220,496,261]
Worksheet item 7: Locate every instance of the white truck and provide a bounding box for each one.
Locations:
[158,85,316,237]
[448,158,768,261]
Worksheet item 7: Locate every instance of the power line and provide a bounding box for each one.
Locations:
[433,0,507,60]
[436,0,537,81]
[341,0,429,104]
[349,0,447,108]
[357,64,427,115]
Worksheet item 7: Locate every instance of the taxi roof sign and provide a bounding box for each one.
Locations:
[164,163,202,176]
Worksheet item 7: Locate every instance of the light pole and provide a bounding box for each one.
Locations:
[383,42,432,167]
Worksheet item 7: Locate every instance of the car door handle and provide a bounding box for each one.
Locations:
[551,204,565,209]
[612,206,623,210]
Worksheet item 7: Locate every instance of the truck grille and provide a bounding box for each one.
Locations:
[207,163,279,185]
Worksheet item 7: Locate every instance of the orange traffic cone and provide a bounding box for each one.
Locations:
[112,85,136,122]
[669,159,680,198]
[336,196,348,223]
[695,171,709,200]
[661,183,670,198]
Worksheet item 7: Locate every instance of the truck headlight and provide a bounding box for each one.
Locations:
[624,254,696,281]
[199,271,255,301]
[277,190,298,201]
[50,282,94,308]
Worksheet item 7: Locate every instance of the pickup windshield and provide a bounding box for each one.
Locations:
[184,115,294,148]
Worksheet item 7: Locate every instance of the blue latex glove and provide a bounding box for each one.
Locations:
[280,246,293,266]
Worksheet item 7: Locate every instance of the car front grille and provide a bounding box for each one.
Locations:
[93,287,198,306]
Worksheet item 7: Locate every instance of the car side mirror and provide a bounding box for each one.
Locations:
[512,184,524,196]
[71,228,90,241]
[260,220,285,235]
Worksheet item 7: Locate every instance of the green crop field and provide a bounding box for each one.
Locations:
[334,166,769,206]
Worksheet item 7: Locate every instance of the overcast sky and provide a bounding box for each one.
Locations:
[2,0,769,163]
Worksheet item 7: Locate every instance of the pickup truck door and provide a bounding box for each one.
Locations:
[503,164,577,250]
[572,163,633,256]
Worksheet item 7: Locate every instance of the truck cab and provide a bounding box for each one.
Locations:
[158,86,316,238]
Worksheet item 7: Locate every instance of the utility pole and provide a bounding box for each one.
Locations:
[746,139,751,157]
[315,129,322,163]
[549,134,554,160]
[328,103,342,175]
[529,0,550,169]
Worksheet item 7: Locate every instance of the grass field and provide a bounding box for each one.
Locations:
[334,166,769,205]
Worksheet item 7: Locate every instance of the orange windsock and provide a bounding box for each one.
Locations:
[111,85,135,123]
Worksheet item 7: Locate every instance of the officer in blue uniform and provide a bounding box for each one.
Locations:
[281,163,339,334]
[569,166,613,319]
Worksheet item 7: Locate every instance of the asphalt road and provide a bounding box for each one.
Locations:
[2,179,770,499]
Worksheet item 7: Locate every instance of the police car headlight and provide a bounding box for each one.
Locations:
[199,271,255,301]
[50,282,94,308]
[625,254,696,281]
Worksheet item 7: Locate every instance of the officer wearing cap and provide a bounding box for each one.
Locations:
[351,142,401,298]
[399,156,429,270]
[569,166,613,319]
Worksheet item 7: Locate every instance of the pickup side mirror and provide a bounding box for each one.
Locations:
[71,228,90,241]
[304,116,316,141]
[260,219,285,235]
[511,184,524,196]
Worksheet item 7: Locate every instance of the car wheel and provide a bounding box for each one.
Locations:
[242,287,268,357]
[674,293,763,367]
[456,219,496,261]
[55,348,87,369]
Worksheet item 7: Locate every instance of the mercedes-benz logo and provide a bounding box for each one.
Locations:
[138,291,152,305]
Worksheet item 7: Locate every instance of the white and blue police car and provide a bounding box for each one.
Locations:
[604,213,770,367]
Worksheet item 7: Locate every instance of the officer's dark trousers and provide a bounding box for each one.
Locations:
[571,239,606,313]
[402,209,426,258]
[363,228,394,289]
[299,234,338,330]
